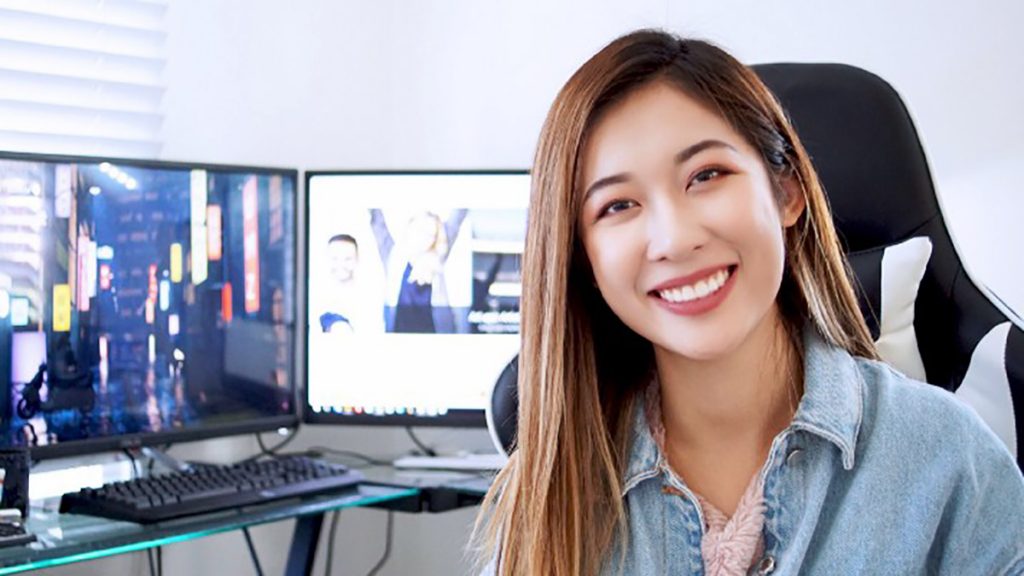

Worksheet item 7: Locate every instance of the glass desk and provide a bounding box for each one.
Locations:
[361,467,494,512]
[0,484,419,576]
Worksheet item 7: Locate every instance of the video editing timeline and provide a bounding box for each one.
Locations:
[305,172,528,424]
[0,156,296,454]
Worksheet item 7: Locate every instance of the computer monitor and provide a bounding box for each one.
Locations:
[0,151,298,459]
[304,171,529,427]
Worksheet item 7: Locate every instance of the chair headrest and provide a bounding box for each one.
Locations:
[753,63,940,251]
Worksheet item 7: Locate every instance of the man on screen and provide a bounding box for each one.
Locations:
[319,233,378,333]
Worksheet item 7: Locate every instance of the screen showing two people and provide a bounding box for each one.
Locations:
[0,156,296,453]
[306,173,528,422]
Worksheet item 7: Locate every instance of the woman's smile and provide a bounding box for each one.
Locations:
[649,264,738,316]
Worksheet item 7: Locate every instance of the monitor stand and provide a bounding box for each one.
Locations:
[392,451,507,471]
[138,446,193,474]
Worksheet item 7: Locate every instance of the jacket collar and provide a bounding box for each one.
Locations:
[788,324,864,470]
[622,325,864,493]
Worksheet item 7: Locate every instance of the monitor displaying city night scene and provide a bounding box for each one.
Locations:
[0,153,296,456]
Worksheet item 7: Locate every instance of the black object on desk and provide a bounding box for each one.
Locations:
[363,468,495,513]
[59,455,363,523]
[0,448,30,518]
[0,518,35,550]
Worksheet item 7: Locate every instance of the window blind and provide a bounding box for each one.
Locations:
[0,0,166,158]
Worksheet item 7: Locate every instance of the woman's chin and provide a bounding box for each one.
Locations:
[652,332,744,364]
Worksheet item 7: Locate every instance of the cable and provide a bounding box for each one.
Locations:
[365,511,394,576]
[237,437,390,470]
[256,428,298,455]
[305,446,392,468]
[156,546,163,576]
[323,510,341,576]
[404,427,436,457]
[244,427,299,462]
[245,447,388,469]
[147,545,158,576]
[123,449,139,480]
[242,527,265,576]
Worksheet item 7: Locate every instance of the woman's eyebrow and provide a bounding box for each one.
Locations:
[583,139,737,202]
[674,139,737,166]
[583,173,632,203]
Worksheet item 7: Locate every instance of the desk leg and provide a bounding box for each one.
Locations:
[284,512,325,576]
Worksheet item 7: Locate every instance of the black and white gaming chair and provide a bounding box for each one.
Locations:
[487,63,1024,471]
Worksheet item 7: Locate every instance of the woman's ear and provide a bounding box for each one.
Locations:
[779,175,806,228]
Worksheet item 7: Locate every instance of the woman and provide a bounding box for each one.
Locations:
[369,208,468,333]
[475,30,1024,575]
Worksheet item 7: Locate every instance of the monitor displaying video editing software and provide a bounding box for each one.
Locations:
[0,151,297,458]
[304,171,529,426]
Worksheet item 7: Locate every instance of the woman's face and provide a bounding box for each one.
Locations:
[407,213,440,254]
[578,81,804,362]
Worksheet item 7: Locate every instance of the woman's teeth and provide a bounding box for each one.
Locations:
[657,268,731,303]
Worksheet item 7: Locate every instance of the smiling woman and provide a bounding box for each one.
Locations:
[579,85,805,368]
[474,29,1024,576]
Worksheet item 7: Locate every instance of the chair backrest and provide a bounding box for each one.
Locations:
[488,63,1023,469]
[756,63,1021,464]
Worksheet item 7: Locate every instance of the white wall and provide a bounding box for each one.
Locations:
[159,0,1024,315]
[38,1,1023,575]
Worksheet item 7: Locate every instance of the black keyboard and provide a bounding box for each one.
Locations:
[59,455,364,523]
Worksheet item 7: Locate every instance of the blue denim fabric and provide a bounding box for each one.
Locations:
[610,327,1024,575]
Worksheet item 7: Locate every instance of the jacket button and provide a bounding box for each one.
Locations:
[786,448,804,466]
[757,555,776,574]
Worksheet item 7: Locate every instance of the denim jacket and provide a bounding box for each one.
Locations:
[612,328,1024,575]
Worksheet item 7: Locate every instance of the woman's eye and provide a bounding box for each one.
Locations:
[691,167,726,185]
[598,199,636,218]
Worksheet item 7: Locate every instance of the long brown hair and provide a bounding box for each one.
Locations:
[474,29,877,575]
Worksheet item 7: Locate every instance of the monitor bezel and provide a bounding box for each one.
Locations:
[0,149,302,459]
[301,169,529,429]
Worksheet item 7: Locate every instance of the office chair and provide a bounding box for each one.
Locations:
[487,63,1024,470]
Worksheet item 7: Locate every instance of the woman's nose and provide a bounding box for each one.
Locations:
[645,198,706,261]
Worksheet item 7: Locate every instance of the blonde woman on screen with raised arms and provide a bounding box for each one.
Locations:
[475,29,1024,576]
